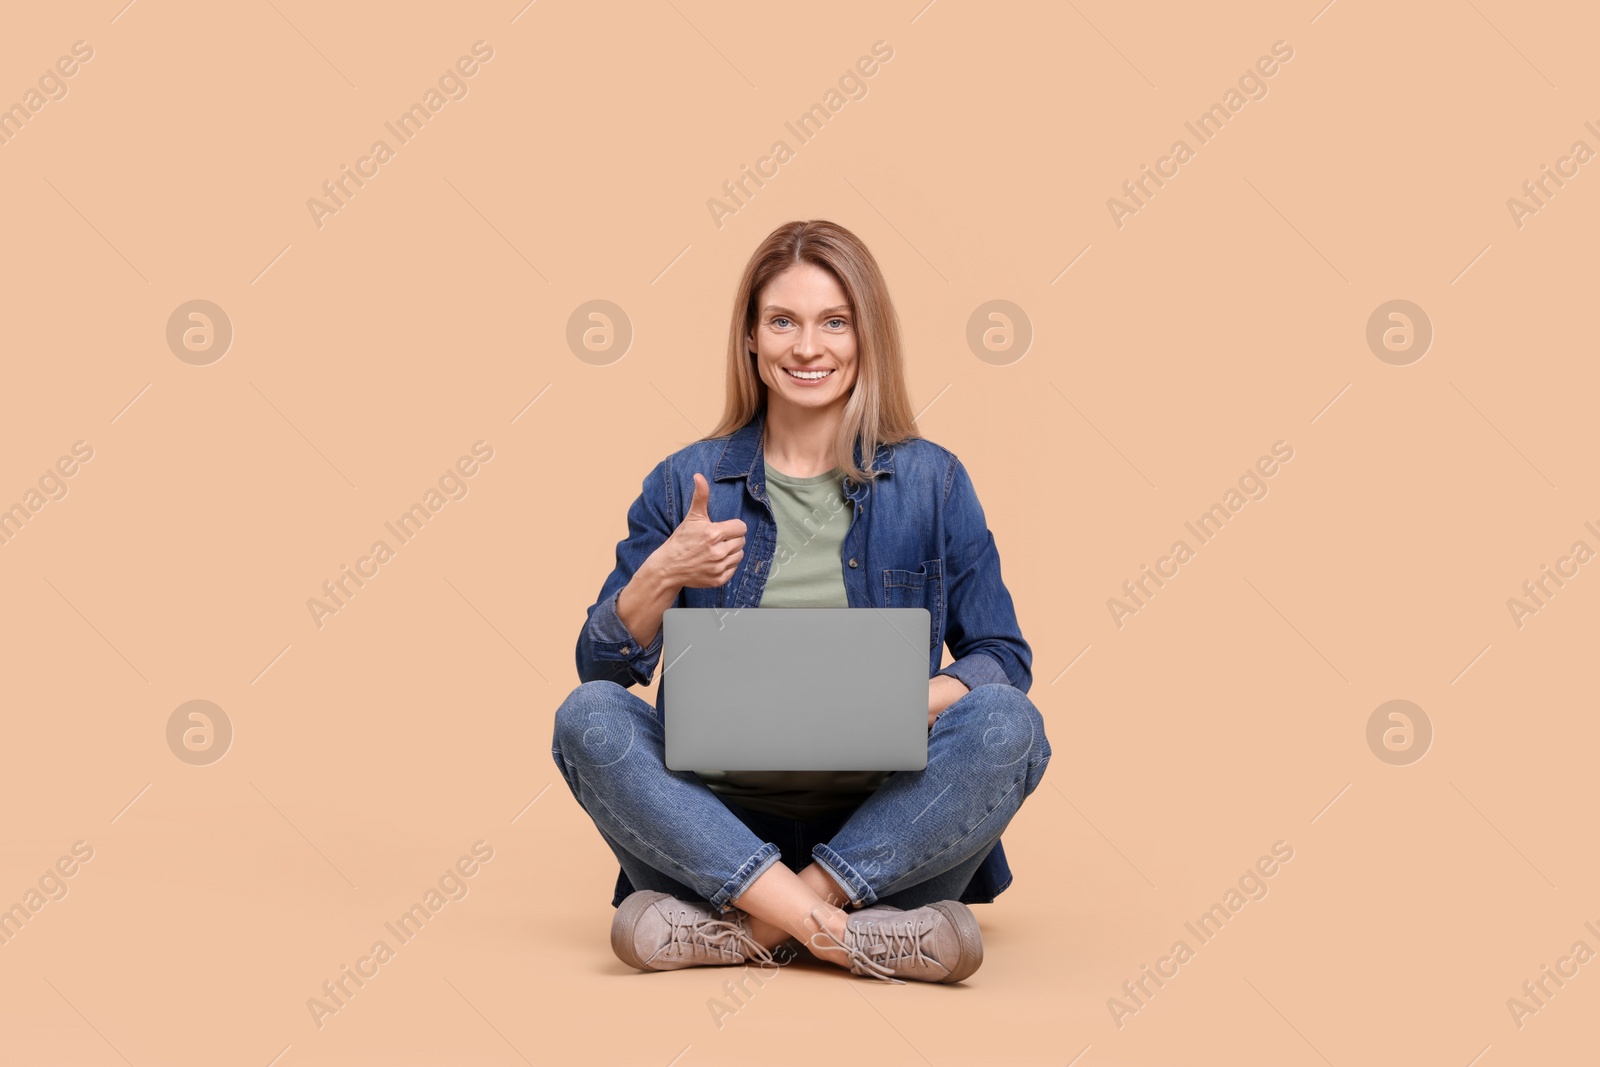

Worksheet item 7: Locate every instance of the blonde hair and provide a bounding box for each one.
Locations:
[705,219,918,483]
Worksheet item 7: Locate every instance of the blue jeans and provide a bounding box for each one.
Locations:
[550,679,1051,913]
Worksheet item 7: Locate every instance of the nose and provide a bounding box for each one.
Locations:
[794,324,824,359]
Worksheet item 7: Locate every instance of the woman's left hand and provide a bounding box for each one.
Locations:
[927,674,970,729]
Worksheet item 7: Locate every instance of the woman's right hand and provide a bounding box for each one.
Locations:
[653,473,747,588]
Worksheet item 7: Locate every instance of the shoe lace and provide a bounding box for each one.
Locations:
[807,911,911,985]
[854,915,933,971]
[663,908,783,967]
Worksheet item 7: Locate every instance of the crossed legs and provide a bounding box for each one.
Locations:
[550,678,1051,972]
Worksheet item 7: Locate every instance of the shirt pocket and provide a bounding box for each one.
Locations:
[882,559,944,650]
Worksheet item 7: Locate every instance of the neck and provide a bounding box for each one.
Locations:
[762,396,846,478]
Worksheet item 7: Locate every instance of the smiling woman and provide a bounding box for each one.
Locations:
[551,219,1049,986]
[744,280,865,472]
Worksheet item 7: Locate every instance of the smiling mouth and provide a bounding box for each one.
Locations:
[785,368,834,381]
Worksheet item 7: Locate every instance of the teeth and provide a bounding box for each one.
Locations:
[787,369,832,380]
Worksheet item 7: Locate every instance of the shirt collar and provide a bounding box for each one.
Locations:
[714,408,896,484]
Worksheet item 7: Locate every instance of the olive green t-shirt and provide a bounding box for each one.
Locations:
[694,460,893,819]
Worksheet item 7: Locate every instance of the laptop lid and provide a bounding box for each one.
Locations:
[661,607,930,772]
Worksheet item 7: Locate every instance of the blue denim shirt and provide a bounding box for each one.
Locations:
[576,409,1034,904]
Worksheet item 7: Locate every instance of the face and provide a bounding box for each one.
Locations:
[746,262,859,414]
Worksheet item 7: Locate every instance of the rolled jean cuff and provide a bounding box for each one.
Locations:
[709,842,783,913]
[810,844,876,909]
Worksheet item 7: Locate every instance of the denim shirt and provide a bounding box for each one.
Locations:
[576,408,1034,904]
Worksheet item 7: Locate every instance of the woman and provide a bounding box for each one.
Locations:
[551,219,1050,984]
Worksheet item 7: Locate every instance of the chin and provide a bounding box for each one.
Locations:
[784,386,843,407]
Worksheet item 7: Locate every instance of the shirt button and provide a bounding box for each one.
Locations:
[848,558,858,568]
[620,645,632,655]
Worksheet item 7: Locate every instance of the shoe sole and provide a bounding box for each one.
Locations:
[929,901,984,983]
[611,890,672,971]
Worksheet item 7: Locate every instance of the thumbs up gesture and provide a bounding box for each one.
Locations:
[657,473,747,588]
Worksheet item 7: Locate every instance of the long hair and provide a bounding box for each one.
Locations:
[705,220,918,483]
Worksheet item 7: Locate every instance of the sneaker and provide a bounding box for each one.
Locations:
[811,901,984,983]
[611,890,783,972]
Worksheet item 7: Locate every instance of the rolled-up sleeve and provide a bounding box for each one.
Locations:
[934,456,1033,694]
[575,459,677,687]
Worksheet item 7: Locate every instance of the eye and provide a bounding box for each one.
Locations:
[827,317,849,329]
[771,316,792,329]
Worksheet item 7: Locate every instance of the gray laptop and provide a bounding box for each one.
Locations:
[662,607,930,772]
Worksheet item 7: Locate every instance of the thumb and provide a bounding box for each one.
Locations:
[686,473,711,521]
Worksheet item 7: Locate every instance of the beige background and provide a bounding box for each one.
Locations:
[2,1,1596,1064]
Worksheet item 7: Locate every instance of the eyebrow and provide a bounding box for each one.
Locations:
[761,305,851,315]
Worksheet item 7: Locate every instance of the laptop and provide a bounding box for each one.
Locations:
[661,607,931,772]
